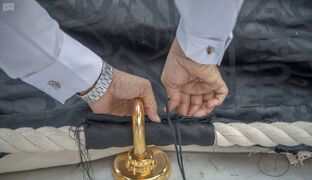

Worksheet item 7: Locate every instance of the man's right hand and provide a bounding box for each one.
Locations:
[88,69,160,122]
[161,38,228,117]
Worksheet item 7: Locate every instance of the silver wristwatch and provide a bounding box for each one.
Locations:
[80,62,113,103]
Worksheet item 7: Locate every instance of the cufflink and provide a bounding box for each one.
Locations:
[207,46,214,55]
[48,80,61,89]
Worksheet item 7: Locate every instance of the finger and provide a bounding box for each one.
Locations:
[203,93,214,101]
[168,90,181,112]
[140,81,160,123]
[177,94,190,116]
[193,105,213,117]
[188,95,203,116]
[161,78,181,111]
[206,98,220,109]
[207,84,228,108]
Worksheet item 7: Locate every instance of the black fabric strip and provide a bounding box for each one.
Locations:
[84,114,215,150]
[274,145,312,153]
[86,113,214,124]
[0,152,9,158]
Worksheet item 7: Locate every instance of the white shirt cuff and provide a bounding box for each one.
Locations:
[21,33,103,104]
[176,22,233,65]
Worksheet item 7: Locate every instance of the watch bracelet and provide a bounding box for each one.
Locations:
[80,62,113,103]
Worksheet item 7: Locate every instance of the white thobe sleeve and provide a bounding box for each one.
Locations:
[174,0,244,64]
[0,0,103,103]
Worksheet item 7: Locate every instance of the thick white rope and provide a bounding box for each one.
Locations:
[0,121,312,153]
[215,121,312,147]
[0,126,83,153]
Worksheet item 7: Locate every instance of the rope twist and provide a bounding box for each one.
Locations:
[215,121,312,147]
[1,122,312,153]
[0,126,84,153]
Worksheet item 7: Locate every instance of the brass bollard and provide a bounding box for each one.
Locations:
[113,98,170,180]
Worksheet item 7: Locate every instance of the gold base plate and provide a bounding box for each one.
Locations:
[113,146,170,180]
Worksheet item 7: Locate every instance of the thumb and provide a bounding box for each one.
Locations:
[167,89,181,112]
[161,78,181,112]
[139,81,160,123]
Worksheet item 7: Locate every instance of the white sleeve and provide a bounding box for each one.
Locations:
[174,0,244,65]
[0,0,103,103]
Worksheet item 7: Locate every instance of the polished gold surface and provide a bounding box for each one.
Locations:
[113,98,170,180]
[132,99,146,156]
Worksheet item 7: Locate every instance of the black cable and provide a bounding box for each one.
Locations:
[176,117,185,178]
[166,97,186,180]
[166,105,182,170]
[171,115,185,178]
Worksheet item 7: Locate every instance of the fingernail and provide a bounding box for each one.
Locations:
[155,114,161,123]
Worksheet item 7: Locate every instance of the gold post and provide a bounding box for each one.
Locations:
[132,98,146,156]
[113,98,170,180]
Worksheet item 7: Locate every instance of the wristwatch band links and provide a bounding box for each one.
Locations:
[80,61,113,103]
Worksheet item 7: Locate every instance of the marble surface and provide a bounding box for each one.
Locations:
[1,152,311,180]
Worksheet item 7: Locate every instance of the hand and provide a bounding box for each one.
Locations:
[88,69,160,122]
[161,38,228,116]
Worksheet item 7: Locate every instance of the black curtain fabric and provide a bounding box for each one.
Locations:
[0,0,312,150]
[85,114,215,149]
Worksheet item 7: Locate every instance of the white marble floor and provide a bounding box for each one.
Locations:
[1,152,311,180]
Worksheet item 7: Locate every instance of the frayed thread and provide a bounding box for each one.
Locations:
[69,125,95,180]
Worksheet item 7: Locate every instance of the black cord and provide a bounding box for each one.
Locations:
[166,106,182,170]
[166,97,186,180]
[176,116,185,179]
